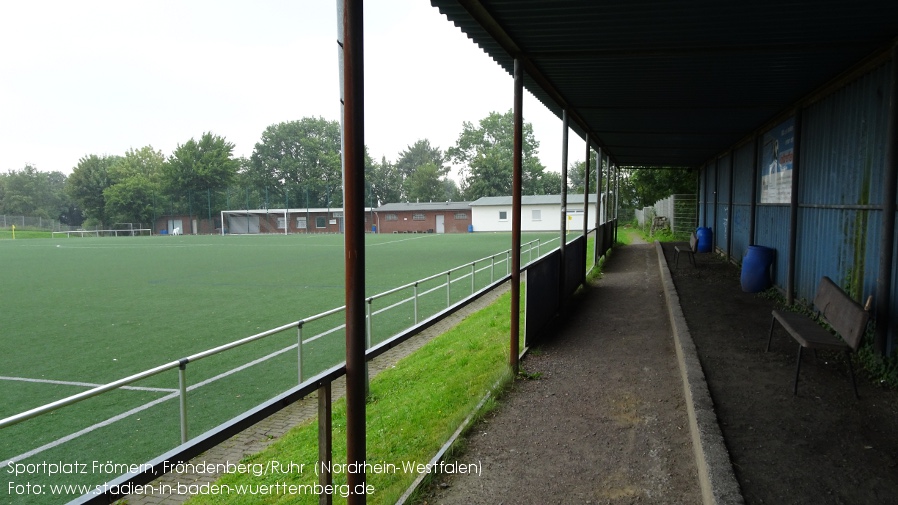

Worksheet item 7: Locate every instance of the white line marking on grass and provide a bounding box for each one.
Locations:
[6,392,179,463]
[0,375,177,393]
[4,339,323,463]
[367,235,433,246]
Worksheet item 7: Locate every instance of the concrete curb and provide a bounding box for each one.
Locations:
[654,241,745,505]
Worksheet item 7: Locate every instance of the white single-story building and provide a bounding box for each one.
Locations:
[469,194,601,232]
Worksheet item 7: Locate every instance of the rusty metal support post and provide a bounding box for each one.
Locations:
[340,0,366,501]
[786,108,803,306]
[594,148,603,265]
[318,383,333,505]
[876,42,898,355]
[510,59,523,374]
[559,110,569,306]
[583,137,591,285]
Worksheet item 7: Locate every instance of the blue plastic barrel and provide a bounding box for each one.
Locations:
[741,245,775,293]
[468,224,474,233]
[372,225,377,233]
[696,227,713,253]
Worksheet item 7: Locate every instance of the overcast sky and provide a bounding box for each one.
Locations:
[0,0,582,180]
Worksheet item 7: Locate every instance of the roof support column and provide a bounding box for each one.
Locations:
[583,137,591,285]
[614,163,620,243]
[713,158,719,250]
[559,110,569,302]
[339,0,367,501]
[594,147,603,265]
[749,135,759,246]
[727,152,734,260]
[786,108,803,306]
[510,58,523,374]
[876,43,898,355]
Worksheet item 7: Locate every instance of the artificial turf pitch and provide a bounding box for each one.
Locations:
[0,231,563,501]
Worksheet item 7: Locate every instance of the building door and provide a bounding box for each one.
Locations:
[436,214,445,234]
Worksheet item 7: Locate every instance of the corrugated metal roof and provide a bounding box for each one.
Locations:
[471,193,599,206]
[375,201,472,212]
[430,0,898,168]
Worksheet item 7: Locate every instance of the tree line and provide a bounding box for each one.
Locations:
[1,111,695,228]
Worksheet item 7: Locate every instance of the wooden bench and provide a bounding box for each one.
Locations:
[766,276,870,397]
[674,231,698,268]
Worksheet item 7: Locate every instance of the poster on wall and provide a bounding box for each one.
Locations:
[760,117,795,204]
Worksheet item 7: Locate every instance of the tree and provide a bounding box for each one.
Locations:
[448,110,548,199]
[568,150,600,194]
[1,165,72,222]
[165,132,239,208]
[395,139,448,200]
[66,154,121,226]
[406,162,447,202]
[248,118,342,208]
[623,167,697,208]
[103,146,165,225]
[366,156,402,207]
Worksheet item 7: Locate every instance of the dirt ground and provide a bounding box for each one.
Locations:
[659,242,898,504]
[419,239,702,504]
[419,239,898,505]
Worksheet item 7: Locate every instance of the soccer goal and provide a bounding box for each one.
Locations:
[51,223,152,238]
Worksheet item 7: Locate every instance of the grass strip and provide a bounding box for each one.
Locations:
[185,291,517,505]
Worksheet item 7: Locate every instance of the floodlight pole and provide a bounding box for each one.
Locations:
[340,0,367,502]
[510,59,523,375]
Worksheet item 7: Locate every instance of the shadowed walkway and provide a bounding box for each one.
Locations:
[426,240,706,504]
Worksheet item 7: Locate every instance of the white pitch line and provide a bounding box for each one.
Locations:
[3,343,303,464]
[0,375,177,393]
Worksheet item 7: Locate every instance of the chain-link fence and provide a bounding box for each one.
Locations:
[632,194,697,236]
[0,215,78,232]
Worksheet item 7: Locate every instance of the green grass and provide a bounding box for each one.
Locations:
[0,229,54,239]
[0,231,564,502]
[185,290,518,505]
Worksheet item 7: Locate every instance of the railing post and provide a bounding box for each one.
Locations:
[413,282,419,324]
[471,262,475,295]
[506,250,510,275]
[365,298,373,349]
[297,322,304,384]
[178,360,189,444]
[446,271,451,308]
[491,256,495,283]
[537,238,540,258]
[318,382,333,505]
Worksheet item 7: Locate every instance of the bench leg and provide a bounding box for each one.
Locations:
[793,345,803,396]
[766,317,777,352]
[845,351,859,399]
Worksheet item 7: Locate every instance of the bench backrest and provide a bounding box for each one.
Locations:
[814,276,869,351]
[689,232,698,253]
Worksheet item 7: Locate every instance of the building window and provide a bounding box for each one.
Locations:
[454,212,467,219]
[277,217,287,229]
[296,217,307,229]
[316,216,326,228]
[413,213,425,221]
[332,211,343,218]
[532,209,541,221]
[385,214,398,221]
[499,211,508,221]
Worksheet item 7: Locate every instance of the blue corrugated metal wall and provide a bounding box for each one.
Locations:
[698,61,895,352]
[796,64,890,303]
[715,154,732,254]
[731,142,755,262]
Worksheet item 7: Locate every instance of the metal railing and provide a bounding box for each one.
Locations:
[1,237,555,450]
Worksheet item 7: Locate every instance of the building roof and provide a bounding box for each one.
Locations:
[430,0,898,168]
[222,208,373,214]
[375,201,472,212]
[470,194,599,206]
